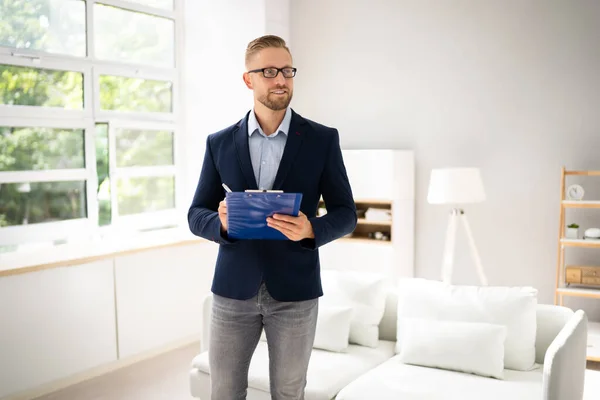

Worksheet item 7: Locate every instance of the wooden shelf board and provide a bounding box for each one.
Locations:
[560,238,600,248]
[339,237,391,245]
[357,218,392,227]
[562,200,600,208]
[556,287,600,298]
[565,170,600,176]
[353,199,392,205]
[319,198,391,205]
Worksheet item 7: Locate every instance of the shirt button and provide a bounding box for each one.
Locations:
[262,161,266,165]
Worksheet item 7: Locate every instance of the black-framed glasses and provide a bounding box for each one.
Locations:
[247,67,297,78]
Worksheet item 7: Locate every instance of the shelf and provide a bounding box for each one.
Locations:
[339,237,391,245]
[556,287,600,299]
[565,170,600,176]
[562,200,600,208]
[354,198,392,206]
[357,218,391,227]
[319,198,391,206]
[560,238,600,248]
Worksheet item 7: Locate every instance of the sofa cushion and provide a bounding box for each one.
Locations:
[313,305,353,352]
[320,269,387,347]
[335,355,543,400]
[259,304,353,353]
[398,318,507,379]
[395,278,538,371]
[192,340,396,400]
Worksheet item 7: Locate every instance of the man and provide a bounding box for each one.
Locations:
[188,34,356,400]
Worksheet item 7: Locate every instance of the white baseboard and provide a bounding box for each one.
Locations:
[2,335,201,400]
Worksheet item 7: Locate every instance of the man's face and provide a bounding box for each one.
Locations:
[244,47,294,111]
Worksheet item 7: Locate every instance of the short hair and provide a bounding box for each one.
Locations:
[245,35,292,67]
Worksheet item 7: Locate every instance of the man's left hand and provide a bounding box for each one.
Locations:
[267,211,315,241]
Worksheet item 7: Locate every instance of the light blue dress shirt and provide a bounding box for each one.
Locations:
[247,107,291,190]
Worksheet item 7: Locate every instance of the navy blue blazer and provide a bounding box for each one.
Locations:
[188,109,357,302]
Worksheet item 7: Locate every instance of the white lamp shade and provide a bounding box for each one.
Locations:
[427,168,486,204]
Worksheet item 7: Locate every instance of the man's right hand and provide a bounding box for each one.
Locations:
[218,199,227,233]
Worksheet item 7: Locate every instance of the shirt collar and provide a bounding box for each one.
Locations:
[248,107,292,138]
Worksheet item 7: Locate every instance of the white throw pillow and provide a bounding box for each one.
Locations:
[398,318,507,380]
[259,305,353,353]
[313,305,353,352]
[395,278,538,371]
[320,269,387,347]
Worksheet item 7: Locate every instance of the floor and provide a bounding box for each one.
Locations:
[34,343,199,400]
[34,345,600,400]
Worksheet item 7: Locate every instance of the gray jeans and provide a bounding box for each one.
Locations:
[209,283,319,400]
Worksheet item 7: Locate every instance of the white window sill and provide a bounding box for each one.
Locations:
[0,228,208,277]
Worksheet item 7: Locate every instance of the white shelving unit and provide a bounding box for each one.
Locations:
[318,149,415,282]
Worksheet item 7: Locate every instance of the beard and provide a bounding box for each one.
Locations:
[258,87,293,111]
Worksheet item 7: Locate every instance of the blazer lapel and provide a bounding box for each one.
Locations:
[233,112,258,190]
[272,109,306,190]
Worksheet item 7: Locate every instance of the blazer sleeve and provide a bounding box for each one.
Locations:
[187,136,235,245]
[303,129,357,249]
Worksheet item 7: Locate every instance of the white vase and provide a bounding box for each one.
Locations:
[566,228,579,239]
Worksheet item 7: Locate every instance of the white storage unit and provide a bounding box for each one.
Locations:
[320,149,415,281]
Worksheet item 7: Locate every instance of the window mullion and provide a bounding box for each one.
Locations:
[87,0,96,60]
[108,123,120,223]
[85,122,100,230]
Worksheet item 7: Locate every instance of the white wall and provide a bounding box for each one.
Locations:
[289,0,600,316]
[182,0,291,204]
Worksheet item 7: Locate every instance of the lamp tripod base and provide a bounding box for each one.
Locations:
[441,208,488,286]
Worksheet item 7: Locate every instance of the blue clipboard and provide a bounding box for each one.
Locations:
[226,191,303,240]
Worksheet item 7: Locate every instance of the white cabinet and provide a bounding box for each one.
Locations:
[115,243,216,358]
[0,260,118,398]
[0,239,218,399]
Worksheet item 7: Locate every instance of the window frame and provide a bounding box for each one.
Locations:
[107,119,177,226]
[0,54,93,120]
[0,116,96,246]
[0,0,185,248]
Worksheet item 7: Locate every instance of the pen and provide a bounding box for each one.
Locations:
[222,183,232,193]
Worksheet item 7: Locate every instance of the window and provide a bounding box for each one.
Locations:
[0,0,182,249]
[0,64,84,109]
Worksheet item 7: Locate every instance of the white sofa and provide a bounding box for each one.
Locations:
[189,281,588,400]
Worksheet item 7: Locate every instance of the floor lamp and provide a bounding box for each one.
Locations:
[427,168,488,286]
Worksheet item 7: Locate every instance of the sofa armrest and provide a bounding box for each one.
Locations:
[201,293,213,353]
[542,309,588,400]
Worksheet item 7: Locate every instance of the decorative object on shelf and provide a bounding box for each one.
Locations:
[566,184,585,200]
[565,265,600,287]
[427,167,488,286]
[584,228,600,240]
[367,231,390,241]
[566,223,579,239]
[364,208,391,222]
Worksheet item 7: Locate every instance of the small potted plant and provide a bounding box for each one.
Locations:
[566,223,579,239]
